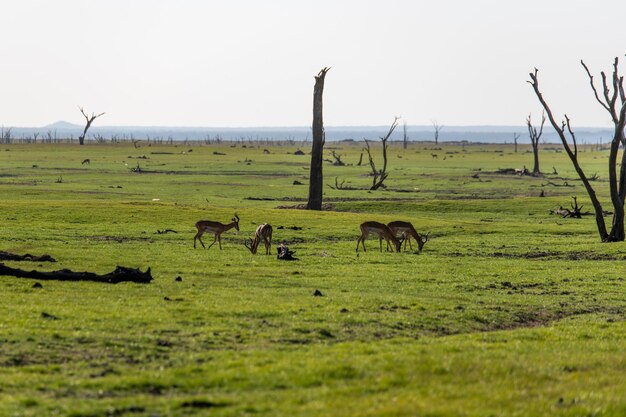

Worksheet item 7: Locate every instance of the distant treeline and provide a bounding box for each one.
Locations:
[0,124,615,144]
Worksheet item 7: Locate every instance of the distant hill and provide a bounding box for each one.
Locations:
[42,121,82,129]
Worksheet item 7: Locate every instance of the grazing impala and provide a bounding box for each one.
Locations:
[244,223,273,255]
[193,213,240,249]
[387,221,430,252]
[356,221,401,253]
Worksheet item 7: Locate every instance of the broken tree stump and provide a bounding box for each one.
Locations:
[276,244,298,261]
[0,264,152,284]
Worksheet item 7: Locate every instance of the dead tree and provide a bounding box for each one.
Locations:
[306,67,330,210]
[527,112,545,176]
[513,133,520,153]
[78,107,105,145]
[403,120,409,150]
[529,57,626,242]
[329,151,345,166]
[364,117,399,190]
[432,120,444,145]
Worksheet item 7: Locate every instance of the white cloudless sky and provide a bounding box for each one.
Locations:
[0,0,624,127]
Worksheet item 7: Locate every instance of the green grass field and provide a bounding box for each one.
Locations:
[1,141,626,416]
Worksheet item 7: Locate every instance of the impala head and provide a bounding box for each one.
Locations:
[416,232,430,252]
[243,237,257,254]
[392,236,402,252]
[232,213,240,231]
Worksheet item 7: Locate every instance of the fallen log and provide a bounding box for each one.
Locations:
[0,251,56,262]
[0,264,152,284]
[276,244,298,261]
[156,229,178,234]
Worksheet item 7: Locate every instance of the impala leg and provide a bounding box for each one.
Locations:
[407,237,413,251]
[207,234,218,249]
[265,237,271,255]
[218,234,223,250]
[357,236,366,252]
[194,230,206,249]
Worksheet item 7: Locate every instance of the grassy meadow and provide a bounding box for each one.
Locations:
[1,140,626,416]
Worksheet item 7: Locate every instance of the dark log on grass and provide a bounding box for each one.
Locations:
[0,251,56,262]
[156,229,178,234]
[276,243,298,261]
[0,263,152,284]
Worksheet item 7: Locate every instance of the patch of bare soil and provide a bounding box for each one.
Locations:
[86,235,153,243]
[450,251,626,261]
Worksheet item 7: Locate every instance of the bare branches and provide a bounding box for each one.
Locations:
[526,112,546,145]
[581,60,613,116]
[431,120,444,145]
[364,116,399,190]
[79,107,106,121]
[528,69,577,162]
[581,58,625,124]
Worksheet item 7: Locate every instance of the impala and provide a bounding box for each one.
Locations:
[244,223,273,254]
[356,221,401,252]
[193,213,240,249]
[387,221,430,252]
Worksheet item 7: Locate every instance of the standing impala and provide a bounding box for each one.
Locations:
[356,221,401,253]
[387,221,430,252]
[193,213,240,249]
[244,223,273,255]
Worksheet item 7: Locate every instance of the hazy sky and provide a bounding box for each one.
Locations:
[0,0,624,127]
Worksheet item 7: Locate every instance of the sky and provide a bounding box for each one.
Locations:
[0,0,625,128]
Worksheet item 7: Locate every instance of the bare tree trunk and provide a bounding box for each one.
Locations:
[532,142,540,175]
[403,121,408,150]
[306,68,330,210]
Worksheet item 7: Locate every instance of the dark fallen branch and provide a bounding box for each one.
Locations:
[156,229,178,234]
[328,177,361,190]
[495,167,529,176]
[0,251,56,262]
[542,181,575,187]
[0,264,152,284]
